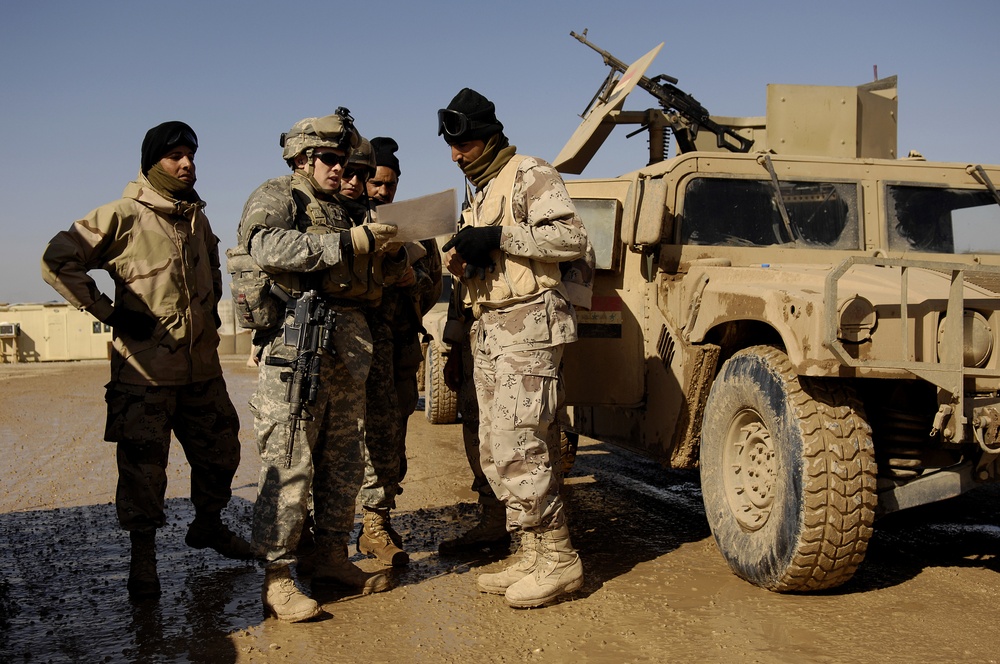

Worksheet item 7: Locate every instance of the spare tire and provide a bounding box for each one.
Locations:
[424,341,458,424]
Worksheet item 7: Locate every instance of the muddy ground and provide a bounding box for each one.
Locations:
[1,358,999,664]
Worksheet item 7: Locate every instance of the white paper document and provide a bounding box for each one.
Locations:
[375,189,458,242]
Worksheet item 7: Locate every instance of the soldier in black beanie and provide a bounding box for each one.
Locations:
[438,87,590,609]
[141,121,199,174]
[42,120,252,601]
[367,137,401,206]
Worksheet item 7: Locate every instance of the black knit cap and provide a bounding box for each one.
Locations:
[370,137,401,176]
[141,121,198,174]
[438,88,503,144]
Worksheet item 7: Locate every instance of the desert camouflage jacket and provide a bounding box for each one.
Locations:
[41,174,224,386]
[461,155,588,316]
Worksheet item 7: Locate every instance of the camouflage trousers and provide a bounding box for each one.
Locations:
[104,377,241,533]
[250,309,371,567]
[359,331,402,511]
[455,326,491,503]
[473,324,566,532]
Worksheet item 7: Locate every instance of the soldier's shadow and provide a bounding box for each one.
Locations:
[409,436,1000,601]
[389,437,714,604]
[0,496,257,664]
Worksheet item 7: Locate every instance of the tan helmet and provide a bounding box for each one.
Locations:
[348,137,377,177]
[280,107,360,161]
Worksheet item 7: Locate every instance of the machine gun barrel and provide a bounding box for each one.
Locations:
[570,30,753,154]
[570,30,677,92]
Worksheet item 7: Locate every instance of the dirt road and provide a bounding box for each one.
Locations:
[1,359,999,663]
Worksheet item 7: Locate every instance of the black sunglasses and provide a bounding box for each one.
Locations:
[342,166,369,182]
[313,151,348,168]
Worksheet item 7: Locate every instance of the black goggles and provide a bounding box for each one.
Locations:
[437,109,471,138]
[166,128,198,151]
[313,151,348,168]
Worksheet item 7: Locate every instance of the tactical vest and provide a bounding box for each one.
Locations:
[463,155,563,316]
[228,176,386,330]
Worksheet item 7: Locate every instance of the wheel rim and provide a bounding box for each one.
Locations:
[723,408,776,532]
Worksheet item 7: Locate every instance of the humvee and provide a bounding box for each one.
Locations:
[557,31,1000,592]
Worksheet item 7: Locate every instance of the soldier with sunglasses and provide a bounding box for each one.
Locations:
[338,137,443,568]
[236,111,406,622]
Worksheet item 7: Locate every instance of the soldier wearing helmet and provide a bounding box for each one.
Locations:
[236,109,406,622]
[338,136,443,568]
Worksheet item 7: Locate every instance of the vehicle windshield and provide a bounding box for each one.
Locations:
[887,185,1000,254]
[680,177,861,249]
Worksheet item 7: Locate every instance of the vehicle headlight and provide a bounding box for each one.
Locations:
[937,310,993,368]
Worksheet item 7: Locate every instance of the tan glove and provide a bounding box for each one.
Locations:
[345,223,398,254]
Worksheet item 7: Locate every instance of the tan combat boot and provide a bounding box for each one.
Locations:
[357,508,408,567]
[504,524,584,608]
[262,565,322,623]
[313,544,392,594]
[475,530,538,595]
[127,530,160,600]
[439,499,511,556]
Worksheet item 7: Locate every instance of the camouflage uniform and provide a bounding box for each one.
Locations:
[41,174,242,533]
[358,304,401,510]
[393,241,443,478]
[239,173,406,567]
[355,242,440,567]
[458,155,587,531]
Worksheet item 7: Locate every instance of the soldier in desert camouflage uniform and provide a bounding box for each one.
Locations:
[438,89,588,608]
[40,121,252,601]
[238,112,405,622]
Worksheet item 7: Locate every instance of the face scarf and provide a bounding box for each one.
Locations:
[461,133,517,190]
[146,163,201,203]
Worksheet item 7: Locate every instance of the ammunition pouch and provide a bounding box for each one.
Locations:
[226,245,282,330]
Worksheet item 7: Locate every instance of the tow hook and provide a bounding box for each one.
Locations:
[929,404,954,439]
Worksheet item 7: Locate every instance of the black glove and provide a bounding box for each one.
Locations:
[105,308,157,341]
[213,310,222,329]
[442,226,502,269]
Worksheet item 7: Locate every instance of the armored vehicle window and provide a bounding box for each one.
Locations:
[574,198,620,269]
[887,185,1000,254]
[680,178,859,249]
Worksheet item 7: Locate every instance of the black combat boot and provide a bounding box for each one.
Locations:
[127,530,160,600]
[185,514,254,560]
[439,499,511,556]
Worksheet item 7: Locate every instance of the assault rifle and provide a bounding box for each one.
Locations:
[264,285,337,468]
[571,29,754,154]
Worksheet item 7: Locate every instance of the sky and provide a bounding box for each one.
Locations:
[2,0,998,304]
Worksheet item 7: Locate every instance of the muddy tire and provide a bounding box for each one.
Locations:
[699,345,876,592]
[424,341,458,424]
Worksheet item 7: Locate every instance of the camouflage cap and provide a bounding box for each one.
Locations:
[348,137,376,176]
[280,112,360,161]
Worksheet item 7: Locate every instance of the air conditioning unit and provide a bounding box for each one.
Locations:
[0,322,21,338]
